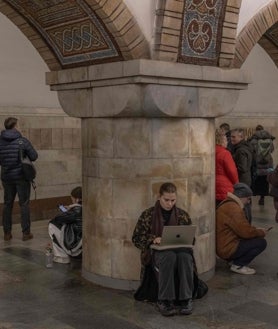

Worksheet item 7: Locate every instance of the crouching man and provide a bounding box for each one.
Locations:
[216,183,268,275]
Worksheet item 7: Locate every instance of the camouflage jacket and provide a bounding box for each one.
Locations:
[132,206,192,256]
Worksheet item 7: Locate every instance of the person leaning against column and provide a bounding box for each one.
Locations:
[132,182,196,317]
[215,129,239,206]
[0,117,38,241]
[216,183,268,275]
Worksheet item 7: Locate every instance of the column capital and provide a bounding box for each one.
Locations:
[46,59,250,118]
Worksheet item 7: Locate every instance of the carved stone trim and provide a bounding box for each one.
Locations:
[46,59,249,119]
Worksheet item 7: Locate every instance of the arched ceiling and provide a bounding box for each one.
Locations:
[1,0,278,71]
[234,0,278,68]
[259,22,278,67]
[0,0,150,70]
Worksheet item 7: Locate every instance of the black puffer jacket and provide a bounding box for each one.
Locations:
[0,129,38,182]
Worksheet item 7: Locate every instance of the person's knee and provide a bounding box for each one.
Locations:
[178,251,193,264]
[259,238,267,251]
[160,250,177,265]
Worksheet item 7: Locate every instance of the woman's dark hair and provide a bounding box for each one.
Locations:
[159,182,177,195]
[4,117,18,130]
[71,186,82,202]
[256,125,264,131]
[219,123,230,132]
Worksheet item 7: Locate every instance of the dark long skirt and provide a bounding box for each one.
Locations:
[252,175,269,196]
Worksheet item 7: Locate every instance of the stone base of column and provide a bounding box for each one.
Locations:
[82,268,139,291]
[82,266,214,291]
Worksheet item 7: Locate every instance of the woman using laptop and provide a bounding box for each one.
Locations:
[132,182,196,317]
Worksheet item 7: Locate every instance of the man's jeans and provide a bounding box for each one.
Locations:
[230,238,267,267]
[2,179,31,234]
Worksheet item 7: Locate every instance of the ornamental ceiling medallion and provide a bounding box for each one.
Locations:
[5,0,122,67]
[178,0,227,66]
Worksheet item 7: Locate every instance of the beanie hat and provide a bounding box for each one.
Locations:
[233,183,253,198]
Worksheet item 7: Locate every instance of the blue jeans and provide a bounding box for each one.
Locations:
[230,238,267,267]
[2,180,31,234]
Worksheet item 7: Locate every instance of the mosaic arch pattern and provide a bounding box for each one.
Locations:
[4,0,123,67]
[0,0,150,70]
[154,0,239,67]
[178,0,227,65]
[233,0,278,68]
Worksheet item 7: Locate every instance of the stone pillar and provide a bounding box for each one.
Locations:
[46,59,249,290]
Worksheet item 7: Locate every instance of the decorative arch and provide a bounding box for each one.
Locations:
[0,0,150,70]
[233,0,278,68]
[153,0,241,67]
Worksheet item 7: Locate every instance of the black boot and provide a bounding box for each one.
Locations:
[258,196,264,205]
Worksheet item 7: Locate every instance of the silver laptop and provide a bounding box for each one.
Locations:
[150,225,196,250]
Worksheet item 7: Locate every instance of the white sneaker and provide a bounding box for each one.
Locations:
[230,264,256,275]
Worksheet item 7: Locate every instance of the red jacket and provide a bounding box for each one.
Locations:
[216,145,239,201]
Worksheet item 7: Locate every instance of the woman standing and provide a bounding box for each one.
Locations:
[215,130,239,206]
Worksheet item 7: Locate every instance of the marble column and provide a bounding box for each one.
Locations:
[46,59,249,290]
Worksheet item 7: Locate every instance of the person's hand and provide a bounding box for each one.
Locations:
[258,227,271,234]
[153,237,161,244]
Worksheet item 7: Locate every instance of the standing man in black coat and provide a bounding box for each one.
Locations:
[0,117,38,241]
[230,128,253,223]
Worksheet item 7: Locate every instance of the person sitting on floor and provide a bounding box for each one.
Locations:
[48,186,82,264]
[132,182,200,317]
[216,183,268,275]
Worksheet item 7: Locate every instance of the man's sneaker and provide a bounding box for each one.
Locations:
[4,232,12,241]
[156,300,176,316]
[230,264,256,275]
[179,298,193,315]
[22,232,33,241]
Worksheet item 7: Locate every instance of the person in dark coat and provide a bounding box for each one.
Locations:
[267,165,278,222]
[249,125,275,205]
[230,128,253,223]
[0,117,38,241]
[132,182,195,317]
[48,186,82,264]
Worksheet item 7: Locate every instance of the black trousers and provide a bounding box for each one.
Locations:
[230,238,267,267]
[2,179,31,234]
[154,249,194,301]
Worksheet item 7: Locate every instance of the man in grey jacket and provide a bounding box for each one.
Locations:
[0,117,38,241]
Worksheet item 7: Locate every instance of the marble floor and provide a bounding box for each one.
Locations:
[0,195,277,329]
